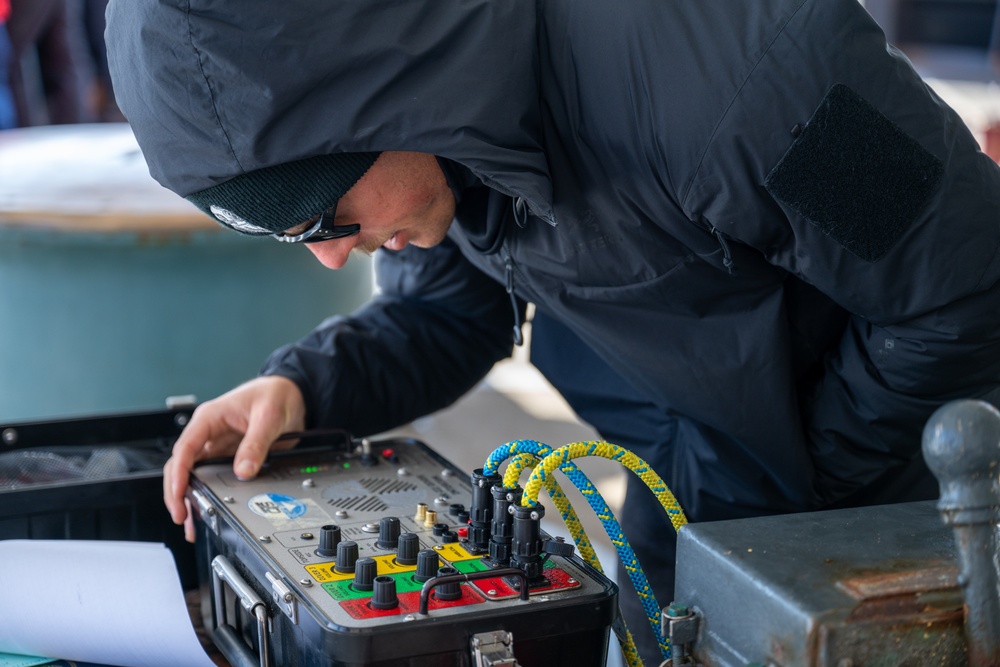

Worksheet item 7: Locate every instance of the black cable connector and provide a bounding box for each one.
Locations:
[508,502,548,587]
[487,484,522,567]
[467,468,500,552]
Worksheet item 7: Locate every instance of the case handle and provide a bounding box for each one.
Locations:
[211,555,272,667]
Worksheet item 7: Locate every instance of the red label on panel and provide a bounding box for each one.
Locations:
[339,585,486,619]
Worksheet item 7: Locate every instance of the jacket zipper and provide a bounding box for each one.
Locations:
[496,197,530,346]
[503,247,525,346]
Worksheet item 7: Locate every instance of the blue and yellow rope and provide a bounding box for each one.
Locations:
[484,440,645,666]
[485,440,601,570]
[520,440,689,662]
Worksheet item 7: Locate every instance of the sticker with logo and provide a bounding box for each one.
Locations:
[249,493,308,521]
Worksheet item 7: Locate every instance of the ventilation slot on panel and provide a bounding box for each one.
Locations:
[325,496,389,513]
[359,478,419,495]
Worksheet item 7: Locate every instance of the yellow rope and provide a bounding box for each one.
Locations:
[521,440,689,664]
[522,441,688,532]
[503,452,602,571]
[491,439,686,667]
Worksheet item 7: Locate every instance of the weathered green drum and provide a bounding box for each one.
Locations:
[0,124,373,421]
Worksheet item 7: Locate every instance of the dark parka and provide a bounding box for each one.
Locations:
[107,0,1000,660]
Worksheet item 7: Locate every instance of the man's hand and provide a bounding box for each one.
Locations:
[164,375,307,541]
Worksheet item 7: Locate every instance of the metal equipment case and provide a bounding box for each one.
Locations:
[188,437,618,667]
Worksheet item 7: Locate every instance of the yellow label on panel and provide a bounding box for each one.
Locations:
[305,562,353,583]
[434,543,481,563]
[373,554,417,574]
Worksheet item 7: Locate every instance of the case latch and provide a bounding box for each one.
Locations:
[471,630,519,667]
[191,488,218,534]
[266,571,298,625]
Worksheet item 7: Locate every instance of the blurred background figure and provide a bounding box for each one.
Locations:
[81,0,122,122]
[0,0,16,129]
[6,0,90,126]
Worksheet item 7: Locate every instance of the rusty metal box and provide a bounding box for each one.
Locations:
[674,500,966,666]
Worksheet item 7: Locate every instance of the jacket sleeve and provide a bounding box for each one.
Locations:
[259,237,518,436]
[681,0,1000,500]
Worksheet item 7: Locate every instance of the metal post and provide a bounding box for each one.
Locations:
[922,399,1000,667]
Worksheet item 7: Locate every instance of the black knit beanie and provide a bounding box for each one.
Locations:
[186,153,381,236]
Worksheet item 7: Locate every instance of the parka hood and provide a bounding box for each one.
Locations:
[106,0,555,222]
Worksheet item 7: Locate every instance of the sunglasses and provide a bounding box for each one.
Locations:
[273,206,360,244]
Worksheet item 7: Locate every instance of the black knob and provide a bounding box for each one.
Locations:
[396,533,419,565]
[371,575,399,610]
[441,530,458,543]
[335,540,359,574]
[317,524,341,558]
[457,511,470,524]
[353,557,377,591]
[448,503,465,516]
[376,516,401,550]
[414,549,440,583]
[434,566,461,601]
[432,522,449,536]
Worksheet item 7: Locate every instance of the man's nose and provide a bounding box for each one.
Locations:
[305,236,357,269]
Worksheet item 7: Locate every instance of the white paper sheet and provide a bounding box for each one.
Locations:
[0,540,217,667]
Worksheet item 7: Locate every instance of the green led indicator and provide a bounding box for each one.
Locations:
[342,462,351,469]
[300,465,319,474]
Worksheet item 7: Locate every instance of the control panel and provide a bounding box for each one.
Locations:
[188,436,616,666]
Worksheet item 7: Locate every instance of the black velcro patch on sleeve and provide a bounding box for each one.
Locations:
[765,83,943,262]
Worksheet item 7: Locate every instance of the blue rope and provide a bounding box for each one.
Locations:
[484,439,668,661]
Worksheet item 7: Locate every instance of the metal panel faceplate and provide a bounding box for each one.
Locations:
[188,437,617,665]
[674,501,967,667]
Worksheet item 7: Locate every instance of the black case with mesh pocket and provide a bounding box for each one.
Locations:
[0,405,199,589]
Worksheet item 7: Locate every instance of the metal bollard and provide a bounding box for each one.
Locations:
[922,399,1000,667]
